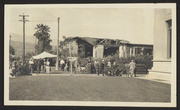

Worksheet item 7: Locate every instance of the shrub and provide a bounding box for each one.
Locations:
[18,63,31,75]
[78,57,89,67]
[103,54,153,74]
[75,54,153,74]
[133,54,153,69]
[105,54,153,69]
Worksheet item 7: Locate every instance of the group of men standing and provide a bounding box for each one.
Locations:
[29,59,51,74]
[59,59,70,71]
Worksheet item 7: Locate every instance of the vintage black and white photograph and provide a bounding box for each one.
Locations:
[4,4,176,107]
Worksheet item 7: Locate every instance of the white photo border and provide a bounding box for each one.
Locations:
[4,3,177,107]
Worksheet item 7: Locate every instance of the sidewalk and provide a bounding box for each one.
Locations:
[31,72,103,77]
[31,71,171,84]
[135,74,171,84]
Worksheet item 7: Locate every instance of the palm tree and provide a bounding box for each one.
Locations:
[34,24,52,54]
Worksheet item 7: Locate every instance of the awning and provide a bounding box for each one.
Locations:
[32,51,57,59]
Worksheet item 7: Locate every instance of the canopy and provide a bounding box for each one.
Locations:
[32,51,57,59]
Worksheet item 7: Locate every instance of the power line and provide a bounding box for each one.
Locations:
[37,8,57,19]
[30,20,56,22]
[10,20,56,22]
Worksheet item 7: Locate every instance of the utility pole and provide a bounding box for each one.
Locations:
[19,13,29,65]
[9,35,11,45]
[56,17,60,70]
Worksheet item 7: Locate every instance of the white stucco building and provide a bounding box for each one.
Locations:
[93,45,104,58]
[148,9,172,81]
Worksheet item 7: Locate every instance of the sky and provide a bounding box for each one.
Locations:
[7,5,154,45]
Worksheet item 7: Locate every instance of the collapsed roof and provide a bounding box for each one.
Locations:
[63,36,130,47]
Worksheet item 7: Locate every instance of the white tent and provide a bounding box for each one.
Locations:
[32,51,57,59]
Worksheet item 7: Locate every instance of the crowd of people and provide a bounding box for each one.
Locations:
[9,59,30,77]
[9,58,52,77]
[71,58,136,77]
[9,57,136,77]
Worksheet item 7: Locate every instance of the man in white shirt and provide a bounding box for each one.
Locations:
[60,59,65,71]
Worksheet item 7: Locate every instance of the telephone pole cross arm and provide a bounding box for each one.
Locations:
[19,14,29,65]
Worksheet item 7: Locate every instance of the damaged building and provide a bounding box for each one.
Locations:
[60,37,94,58]
[61,37,153,58]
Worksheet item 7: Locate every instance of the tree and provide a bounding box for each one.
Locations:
[9,45,15,62]
[62,36,67,40]
[9,45,20,62]
[78,44,85,58]
[58,38,78,59]
[25,52,35,59]
[34,24,52,54]
[9,45,15,55]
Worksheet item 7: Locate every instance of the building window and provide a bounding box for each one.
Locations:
[166,19,172,59]
[136,48,142,54]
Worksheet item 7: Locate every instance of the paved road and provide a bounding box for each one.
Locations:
[9,74,170,102]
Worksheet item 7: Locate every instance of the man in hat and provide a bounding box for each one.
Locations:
[99,59,105,76]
